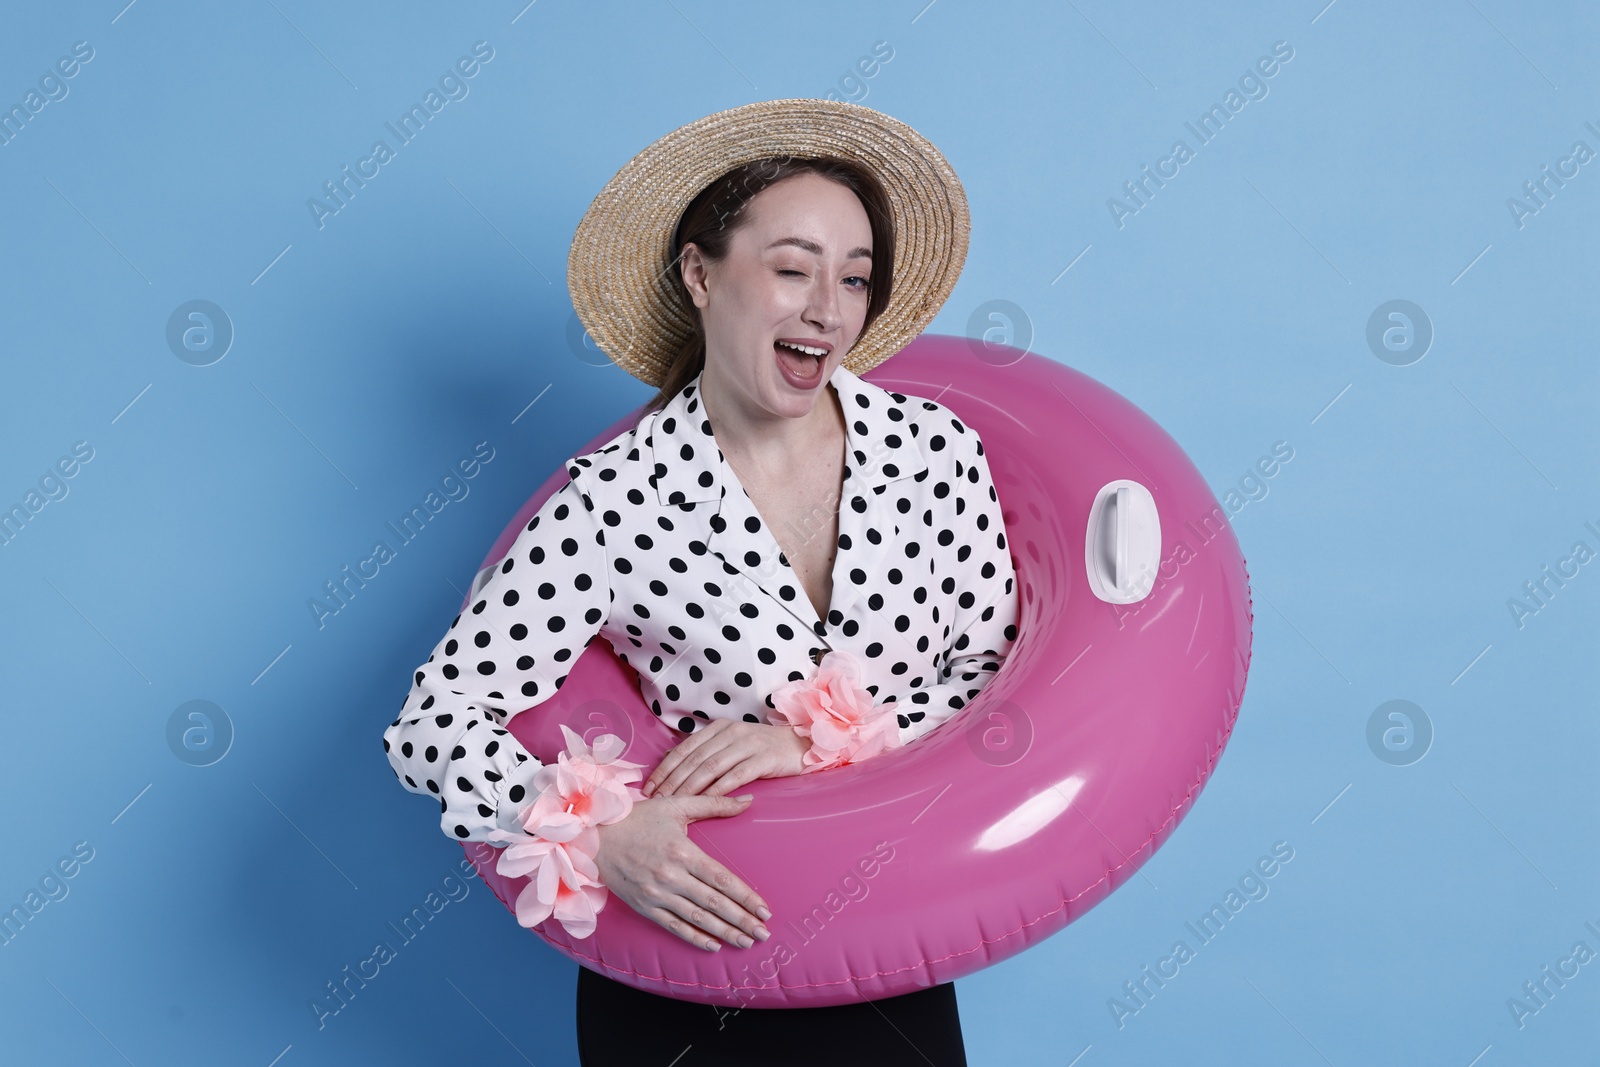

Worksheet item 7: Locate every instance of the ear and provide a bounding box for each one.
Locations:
[679,243,712,310]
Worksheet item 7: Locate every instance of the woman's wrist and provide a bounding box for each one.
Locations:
[491,725,646,939]
[768,649,903,773]
[771,702,902,773]
[773,721,812,776]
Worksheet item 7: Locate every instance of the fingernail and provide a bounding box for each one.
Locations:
[754,926,770,941]
[755,905,771,921]
[706,940,721,952]
[737,794,754,802]
[736,934,753,948]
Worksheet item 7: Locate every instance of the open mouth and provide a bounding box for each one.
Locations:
[774,339,825,385]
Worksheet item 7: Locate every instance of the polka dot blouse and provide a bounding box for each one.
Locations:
[383,362,1020,844]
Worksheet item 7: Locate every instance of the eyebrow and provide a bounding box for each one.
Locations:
[766,236,872,261]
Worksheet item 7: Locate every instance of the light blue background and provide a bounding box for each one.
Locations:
[1,2,1595,1064]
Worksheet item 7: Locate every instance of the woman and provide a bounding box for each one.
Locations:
[383,99,1017,1065]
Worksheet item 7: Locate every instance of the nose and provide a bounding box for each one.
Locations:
[804,274,841,334]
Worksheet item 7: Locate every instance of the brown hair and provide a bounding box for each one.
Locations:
[642,156,896,415]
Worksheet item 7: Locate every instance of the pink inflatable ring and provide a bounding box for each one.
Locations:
[460,334,1253,1008]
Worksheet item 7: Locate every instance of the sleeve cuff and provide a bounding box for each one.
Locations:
[485,754,545,845]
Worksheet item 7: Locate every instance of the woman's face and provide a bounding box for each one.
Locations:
[681,171,874,422]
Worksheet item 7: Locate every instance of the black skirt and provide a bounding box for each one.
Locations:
[576,965,969,1066]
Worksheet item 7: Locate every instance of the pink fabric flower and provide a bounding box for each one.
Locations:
[768,650,903,772]
[490,724,646,939]
[494,828,609,937]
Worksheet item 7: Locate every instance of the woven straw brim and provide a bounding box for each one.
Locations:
[567,98,970,388]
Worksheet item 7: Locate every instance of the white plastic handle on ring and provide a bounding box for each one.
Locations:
[1085,478,1161,604]
[1115,485,1129,591]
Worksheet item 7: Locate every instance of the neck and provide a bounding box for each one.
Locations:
[699,364,843,476]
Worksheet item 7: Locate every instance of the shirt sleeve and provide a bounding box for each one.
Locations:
[382,460,611,845]
[879,423,1019,747]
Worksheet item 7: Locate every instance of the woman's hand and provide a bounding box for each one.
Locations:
[642,720,809,799]
[592,794,772,950]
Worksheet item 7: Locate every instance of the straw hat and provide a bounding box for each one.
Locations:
[566,98,970,388]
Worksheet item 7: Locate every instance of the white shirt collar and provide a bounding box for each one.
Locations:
[649,360,929,507]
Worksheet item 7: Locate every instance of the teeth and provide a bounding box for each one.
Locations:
[776,340,826,357]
